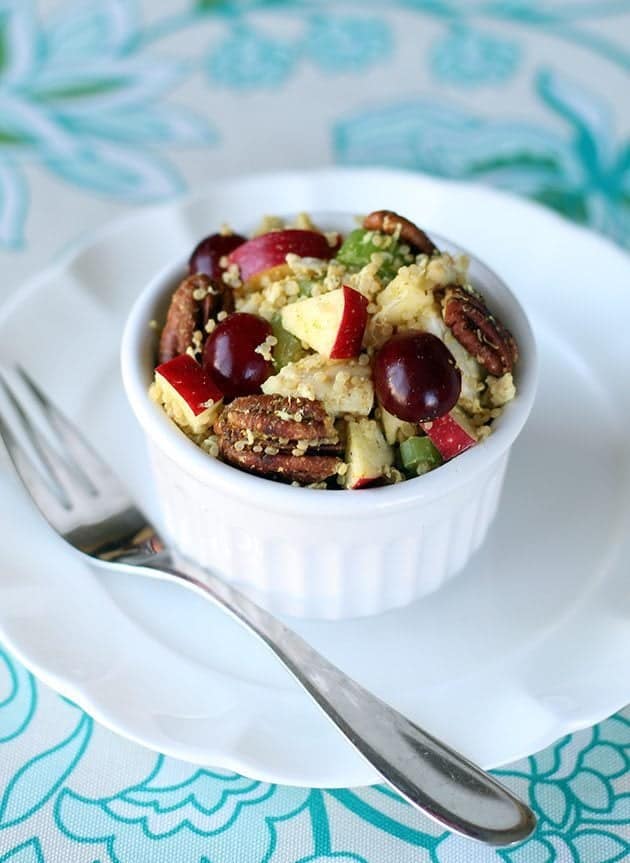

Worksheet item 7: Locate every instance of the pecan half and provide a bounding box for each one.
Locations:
[442,285,518,376]
[158,273,234,364]
[215,395,341,484]
[363,210,437,256]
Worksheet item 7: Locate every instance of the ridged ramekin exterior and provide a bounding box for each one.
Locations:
[122,208,538,621]
[148,440,509,619]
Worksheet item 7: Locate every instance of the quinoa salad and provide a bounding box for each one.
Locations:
[149,210,519,489]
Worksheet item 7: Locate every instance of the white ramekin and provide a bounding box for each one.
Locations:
[121,220,538,620]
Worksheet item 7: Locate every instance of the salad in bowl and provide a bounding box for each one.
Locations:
[150,209,519,490]
[122,208,535,618]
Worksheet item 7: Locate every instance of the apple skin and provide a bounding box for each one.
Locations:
[330,286,369,359]
[155,354,222,415]
[344,418,393,489]
[228,229,336,286]
[420,412,476,461]
[351,476,384,490]
[281,286,368,359]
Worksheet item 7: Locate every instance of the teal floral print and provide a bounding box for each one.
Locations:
[535,70,630,243]
[0,839,45,863]
[207,23,297,89]
[431,25,520,86]
[0,714,91,828]
[0,1,397,250]
[334,68,630,248]
[2,2,630,862]
[0,0,215,250]
[294,857,367,863]
[56,758,312,862]
[206,15,391,88]
[42,716,629,863]
[0,161,26,251]
[0,651,35,743]
[490,719,630,862]
[304,15,392,75]
[2,0,628,250]
[499,720,630,824]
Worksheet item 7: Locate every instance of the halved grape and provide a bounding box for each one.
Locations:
[203,313,273,400]
[189,233,246,279]
[374,332,461,422]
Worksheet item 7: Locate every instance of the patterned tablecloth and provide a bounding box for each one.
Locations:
[1,2,629,861]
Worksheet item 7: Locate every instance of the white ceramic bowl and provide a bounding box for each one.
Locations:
[121,213,538,619]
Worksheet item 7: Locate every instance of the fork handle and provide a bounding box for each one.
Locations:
[128,552,535,846]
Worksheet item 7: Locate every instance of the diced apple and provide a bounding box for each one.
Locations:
[379,404,418,445]
[262,353,373,417]
[228,229,335,290]
[281,286,368,359]
[375,264,435,327]
[420,408,477,461]
[344,418,393,489]
[152,354,223,435]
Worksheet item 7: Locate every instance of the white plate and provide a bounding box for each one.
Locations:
[0,168,629,789]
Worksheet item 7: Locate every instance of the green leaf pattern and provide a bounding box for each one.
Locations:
[0,634,628,861]
[0,0,628,250]
[1,0,630,860]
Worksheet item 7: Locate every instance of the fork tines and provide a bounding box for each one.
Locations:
[0,367,113,519]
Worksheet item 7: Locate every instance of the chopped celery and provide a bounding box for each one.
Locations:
[271,313,305,370]
[399,436,442,476]
[297,277,314,297]
[336,228,406,282]
[336,228,393,267]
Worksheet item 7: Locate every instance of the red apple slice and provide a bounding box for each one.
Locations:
[420,409,477,461]
[228,229,336,289]
[153,354,223,435]
[344,418,393,489]
[281,286,368,359]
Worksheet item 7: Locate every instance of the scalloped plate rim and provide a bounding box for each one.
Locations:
[0,167,629,788]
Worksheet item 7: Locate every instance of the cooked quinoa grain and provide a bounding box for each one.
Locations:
[151,211,520,489]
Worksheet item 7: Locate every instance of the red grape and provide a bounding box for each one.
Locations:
[203,313,273,400]
[374,332,461,422]
[189,233,246,279]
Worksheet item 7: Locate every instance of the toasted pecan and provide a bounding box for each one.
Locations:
[218,440,340,484]
[158,273,234,364]
[363,210,437,256]
[219,395,338,443]
[215,395,341,484]
[443,285,518,376]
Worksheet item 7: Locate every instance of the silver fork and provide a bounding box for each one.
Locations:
[0,366,535,847]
